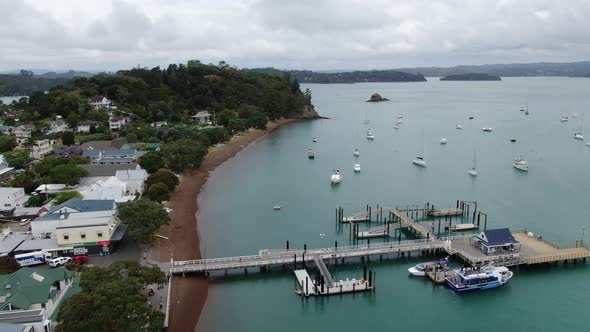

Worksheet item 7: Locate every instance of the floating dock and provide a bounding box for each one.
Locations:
[294,256,373,296]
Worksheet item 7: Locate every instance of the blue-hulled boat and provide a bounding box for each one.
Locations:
[445,266,513,293]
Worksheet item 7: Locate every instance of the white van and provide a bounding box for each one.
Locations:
[48,257,72,268]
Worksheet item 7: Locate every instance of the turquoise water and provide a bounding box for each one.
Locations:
[197,78,590,332]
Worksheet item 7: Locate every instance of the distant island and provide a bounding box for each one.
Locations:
[366,93,389,102]
[249,68,427,83]
[440,73,501,81]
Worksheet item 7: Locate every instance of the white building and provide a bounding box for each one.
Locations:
[115,168,148,194]
[0,188,29,212]
[88,95,111,109]
[190,111,212,123]
[30,139,54,160]
[77,120,101,133]
[79,176,133,202]
[108,116,128,131]
[46,116,68,134]
[13,124,34,144]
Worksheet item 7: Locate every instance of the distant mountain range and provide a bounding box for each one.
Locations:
[0,70,91,96]
[396,61,590,77]
[249,68,426,83]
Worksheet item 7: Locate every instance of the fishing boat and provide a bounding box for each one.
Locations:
[445,266,513,293]
[308,149,315,159]
[312,137,317,142]
[513,157,528,171]
[482,127,493,132]
[510,137,517,142]
[574,114,584,140]
[330,170,342,184]
[468,150,477,176]
[354,149,360,157]
[440,138,447,145]
[560,114,569,122]
[408,257,449,276]
[366,129,375,140]
[353,163,361,172]
[456,124,463,129]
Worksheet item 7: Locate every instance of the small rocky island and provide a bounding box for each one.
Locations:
[440,73,502,81]
[366,93,389,102]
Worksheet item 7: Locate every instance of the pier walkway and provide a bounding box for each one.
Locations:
[313,255,335,288]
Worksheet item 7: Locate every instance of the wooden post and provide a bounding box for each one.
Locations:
[305,276,308,296]
[335,240,338,250]
[286,240,289,250]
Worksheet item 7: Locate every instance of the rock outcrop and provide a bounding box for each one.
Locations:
[366,93,389,102]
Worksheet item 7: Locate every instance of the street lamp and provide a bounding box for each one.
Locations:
[581,226,587,245]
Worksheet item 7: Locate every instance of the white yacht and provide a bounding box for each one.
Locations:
[456,124,463,129]
[353,163,361,172]
[354,149,360,157]
[482,127,493,132]
[330,170,342,184]
[312,137,317,142]
[560,114,569,122]
[413,156,426,167]
[394,124,399,130]
[574,114,584,140]
[513,157,528,171]
[308,149,315,159]
[366,129,375,140]
[468,150,477,176]
[446,266,513,293]
[398,113,404,119]
[440,138,447,144]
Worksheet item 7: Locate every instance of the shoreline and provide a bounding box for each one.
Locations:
[158,118,300,332]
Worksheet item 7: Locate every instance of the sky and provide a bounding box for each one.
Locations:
[2,0,590,72]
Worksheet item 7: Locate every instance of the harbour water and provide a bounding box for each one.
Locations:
[197,77,590,331]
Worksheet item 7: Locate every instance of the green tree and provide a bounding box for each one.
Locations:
[0,256,19,274]
[126,133,138,143]
[138,151,165,174]
[0,135,17,153]
[65,112,79,129]
[9,170,39,193]
[217,109,238,127]
[160,139,207,172]
[26,194,46,207]
[5,149,32,169]
[147,183,170,203]
[54,191,82,205]
[49,164,88,186]
[61,131,75,146]
[146,168,178,191]
[56,261,165,332]
[118,200,170,244]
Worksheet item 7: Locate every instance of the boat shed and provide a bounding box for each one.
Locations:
[472,228,520,254]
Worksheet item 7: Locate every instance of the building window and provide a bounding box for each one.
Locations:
[63,234,69,240]
[97,232,103,238]
[80,233,86,239]
[4,204,10,207]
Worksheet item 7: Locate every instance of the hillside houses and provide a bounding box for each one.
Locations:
[46,116,68,134]
[30,139,54,160]
[88,95,111,109]
[13,124,34,144]
[77,120,101,133]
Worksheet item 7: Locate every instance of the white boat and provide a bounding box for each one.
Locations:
[560,114,569,122]
[330,170,342,184]
[413,130,427,167]
[394,124,399,129]
[353,163,361,172]
[273,205,282,210]
[446,266,513,293]
[440,138,447,144]
[397,119,404,124]
[586,142,590,147]
[408,257,449,276]
[468,150,477,176]
[456,124,463,129]
[308,149,315,159]
[513,157,528,171]
[398,113,404,119]
[572,113,578,118]
[366,129,375,140]
[482,127,493,132]
[354,149,360,157]
[363,120,370,124]
[312,137,317,142]
[574,114,584,140]
[469,115,474,120]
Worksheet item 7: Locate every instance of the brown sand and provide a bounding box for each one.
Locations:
[158,119,299,332]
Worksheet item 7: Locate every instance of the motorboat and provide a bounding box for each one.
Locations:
[413,156,426,167]
[398,113,404,119]
[513,157,528,171]
[397,119,405,124]
[456,124,463,129]
[574,114,584,140]
[308,149,315,159]
[482,127,493,132]
[445,266,513,293]
[312,137,317,142]
[408,257,449,276]
[586,142,590,147]
[353,163,361,172]
[440,138,447,145]
[354,149,360,157]
[525,109,529,115]
[560,114,569,122]
[330,170,342,184]
[574,133,584,140]
[469,115,474,120]
[394,124,399,129]
[366,129,375,140]
[273,205,282,210]
[510,137,517,142]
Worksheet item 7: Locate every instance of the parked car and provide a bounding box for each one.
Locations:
[72,255,89,265]
[47,257,72,267]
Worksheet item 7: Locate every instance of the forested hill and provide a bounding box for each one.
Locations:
[250,68,427,83]
[25,60,312,124]
[0,71,72,96]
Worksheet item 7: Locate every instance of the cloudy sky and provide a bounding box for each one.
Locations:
[2,0,590,72]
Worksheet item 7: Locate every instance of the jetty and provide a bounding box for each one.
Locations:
[171,200,590,295]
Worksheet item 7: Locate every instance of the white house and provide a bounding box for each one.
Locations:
[13,124,34,144]
[0,188,30,212]
[30,139,54,160]
[150,121,167,128]
[79,176,133,202]
[77,120,101,133]
[88,95,111,109]
[115,168,148,194]
[108,116,128,131]
[0,267,78,331]
[46,116,68,134]
[190,111,212,123]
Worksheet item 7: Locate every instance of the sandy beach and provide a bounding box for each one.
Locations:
[158,118,299,332]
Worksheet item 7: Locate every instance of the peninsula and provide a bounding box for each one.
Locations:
[250,68,427,83]
[440,73,502,81]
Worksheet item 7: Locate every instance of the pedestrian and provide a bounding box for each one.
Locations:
[159,301,164,310]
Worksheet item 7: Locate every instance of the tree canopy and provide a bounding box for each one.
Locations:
[146,168,178,191]
[160,138,207,172]
[118,200,170,244]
